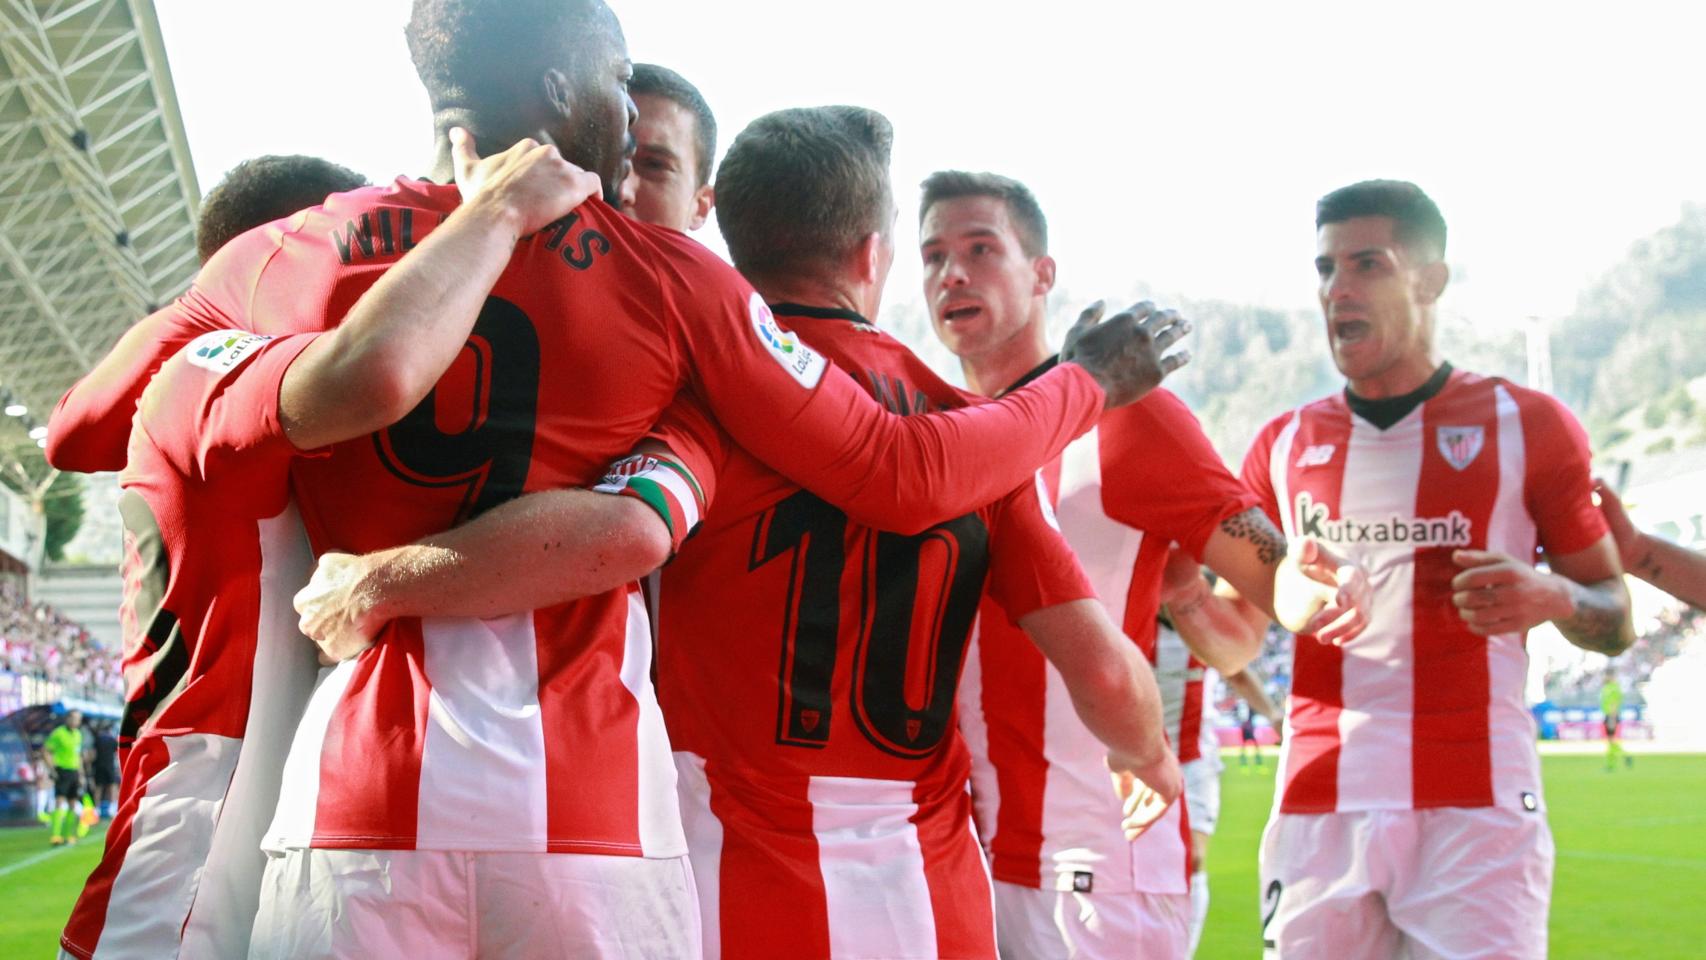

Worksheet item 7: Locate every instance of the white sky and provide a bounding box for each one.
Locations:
[155,0,1706,337]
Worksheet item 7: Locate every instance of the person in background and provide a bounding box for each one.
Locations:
[43,709,84,845]
[91,720,119,818]
[1599,669,1631,771]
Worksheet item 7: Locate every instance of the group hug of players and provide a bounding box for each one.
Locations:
[41,1,1642,958]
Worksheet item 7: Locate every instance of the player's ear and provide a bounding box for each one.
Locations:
[855,231,884,285]
[1033,254,1057,297]
[1416,260,1449,305]
[540,69,575,125]
[689,184,714,232]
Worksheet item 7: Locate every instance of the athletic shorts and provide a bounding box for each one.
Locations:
[1183,757,1222,837]
[1603,718,1619,739]
[249,847,700,960]
[93,760,118,789]
[992,878,1189,960]
[53,767,83,801]
[1259,808,1552,959]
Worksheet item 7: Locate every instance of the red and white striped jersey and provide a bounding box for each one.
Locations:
[186,181,1101,858]
[639,306,1096,958]
[1154,622,1209,766]
[62,332,323,960]
[1241,369,1606,814]
[959,377,1256,896]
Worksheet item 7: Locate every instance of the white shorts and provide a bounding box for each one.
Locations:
[992,878,1189,959]
[249,847,700,960]
[1259,808,1552,960]
[1182,757,1222,838]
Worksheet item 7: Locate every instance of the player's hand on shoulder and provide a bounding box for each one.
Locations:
[1288,537,1371,646]
[1449,549,1571,637]
[1059,299,1191,410]
[450,127,602,238]
[295,551,386,664]
[1107,746,1181,840]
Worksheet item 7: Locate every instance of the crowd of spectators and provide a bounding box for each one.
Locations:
[0,577,120,705]
[1544,602,1700,707]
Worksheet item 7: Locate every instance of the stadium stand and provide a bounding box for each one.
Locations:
[0,576,119,715]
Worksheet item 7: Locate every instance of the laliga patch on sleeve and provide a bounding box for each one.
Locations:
[750,293,826,389]
[184,329,273,378]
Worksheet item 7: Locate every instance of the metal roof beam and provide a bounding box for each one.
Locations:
[0,231,93,368]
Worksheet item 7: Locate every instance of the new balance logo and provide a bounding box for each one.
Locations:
[1293,492,1473,547]
[1294,444,1336,468]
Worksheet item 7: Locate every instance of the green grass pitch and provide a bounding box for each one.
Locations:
[1,755,1702,957]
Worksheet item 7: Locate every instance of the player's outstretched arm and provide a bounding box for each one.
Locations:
[1595,479,1706,610]
[47,308,199,473]
[1017,599,1182,838]
[279,131,599,450]
[1450,538,1634,654]
[1161,547,1266,676]
[298,405,718,662]
[695,298,1188,537]
[296,489,670,662]
[1169,513,1371,664]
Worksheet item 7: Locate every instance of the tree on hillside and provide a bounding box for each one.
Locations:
[1553,205,1706,439]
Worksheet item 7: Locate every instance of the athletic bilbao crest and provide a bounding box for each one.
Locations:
[1436,426,1484,471]
[800,709,821,733]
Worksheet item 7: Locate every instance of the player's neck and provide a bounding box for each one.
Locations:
[961,317,1052,399]
[1346,352,1442,401]
[752,274,875,322]
[424,111,553,184]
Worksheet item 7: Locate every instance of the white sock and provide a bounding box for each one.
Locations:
[1188,869,1210,956]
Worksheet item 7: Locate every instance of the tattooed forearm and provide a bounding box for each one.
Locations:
[1220,508,1287,567]
[1556,577,1634,655]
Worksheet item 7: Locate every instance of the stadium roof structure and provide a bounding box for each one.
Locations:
[0,0,199,491]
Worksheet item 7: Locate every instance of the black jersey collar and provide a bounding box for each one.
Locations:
[768,302,868,325]
[1000,355,1061,397]
[1345,362,1453,430]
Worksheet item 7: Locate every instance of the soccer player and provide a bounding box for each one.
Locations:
[1244,180,1633,958]
[90,720,118,819]
[43,709,84,846]
[1594,477,1706,609]
[46,155,369,474]
[921,170,1369,959]
[58,134,603,960]
[1600,669,1630,770]
[184,1,1184,954]
[618,63,716,233]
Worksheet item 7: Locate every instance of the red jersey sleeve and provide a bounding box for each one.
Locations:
[47,295,232,473]
[594,391,725,554]
[984,474,1097,621]
[1098,390,1260,560]
[658,262,1104,536]
[134,331,318,506]
[1239,414,1290,529]
[1515,390,1607,556]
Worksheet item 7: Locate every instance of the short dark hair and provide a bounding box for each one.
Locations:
[715,105,894,283]
[196,155,368,262]
[405,0,612,113]
[630,63,716,187]
[918,170,1049,257]
[1315,179,1447,260]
